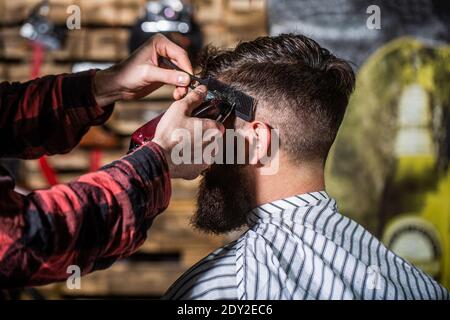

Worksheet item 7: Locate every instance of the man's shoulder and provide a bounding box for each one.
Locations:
[162,240,240,300]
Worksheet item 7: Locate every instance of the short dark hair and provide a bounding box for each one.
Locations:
[198,34,355,163]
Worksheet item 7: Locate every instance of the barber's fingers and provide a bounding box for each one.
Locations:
[178,85,208,114]
[152,34,193,74]
[189,118,223,166]
[200,118,225,134]
[173,86,188,100]
[179,87,225,134]
[145,64,190,87]
[151,34,192,98]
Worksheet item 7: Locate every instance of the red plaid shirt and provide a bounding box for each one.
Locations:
[0,71,171,288]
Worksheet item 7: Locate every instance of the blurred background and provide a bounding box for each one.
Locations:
[0,0,448,299]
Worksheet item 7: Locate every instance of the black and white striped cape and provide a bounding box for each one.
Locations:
[163,192,449,300]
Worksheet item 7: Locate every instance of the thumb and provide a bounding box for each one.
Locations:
[180,85,208,115]
[146,64,191,87]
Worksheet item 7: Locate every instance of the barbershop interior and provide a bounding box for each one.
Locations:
[0,0,449,300]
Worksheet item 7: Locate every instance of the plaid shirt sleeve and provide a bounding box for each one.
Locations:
[0,70,113,159]
[0,72,172,288]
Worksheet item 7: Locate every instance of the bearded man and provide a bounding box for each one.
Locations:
[163,34,450,300]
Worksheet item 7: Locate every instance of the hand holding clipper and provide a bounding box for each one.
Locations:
[146,85,225,180]
[129,57,255,153]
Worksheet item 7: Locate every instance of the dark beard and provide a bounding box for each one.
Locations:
[192,164,255,234]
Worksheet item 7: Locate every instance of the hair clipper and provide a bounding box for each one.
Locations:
[128,58,255,153]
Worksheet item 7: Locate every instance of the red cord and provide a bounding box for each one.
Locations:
[38,157,58,186]
[89,149,103,172]
[31,42,44,79]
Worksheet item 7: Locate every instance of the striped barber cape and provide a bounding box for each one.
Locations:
[163,192,450,300]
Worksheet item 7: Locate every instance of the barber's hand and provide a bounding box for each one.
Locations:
[152,85,225,180]
[94,33,192,106]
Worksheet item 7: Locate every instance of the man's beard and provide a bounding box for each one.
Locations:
[192,164,255,234]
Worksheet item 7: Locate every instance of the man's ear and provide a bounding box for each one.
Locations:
[248,121,271,165]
